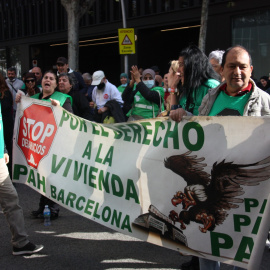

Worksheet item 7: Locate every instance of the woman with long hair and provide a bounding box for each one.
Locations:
[169,45,220,122]
[16,70,73,219]
[168,45,220,270]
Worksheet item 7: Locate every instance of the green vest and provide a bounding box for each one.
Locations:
[180,79,220,116]
[127,86,164,119]
[117,85,126,95]
[0,102,4,158]
[32,91,73,106]
[208,91,252,116]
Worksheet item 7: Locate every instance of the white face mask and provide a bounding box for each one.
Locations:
[143,80,154,89]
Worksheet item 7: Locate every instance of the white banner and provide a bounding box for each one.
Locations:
[13,96,270,269]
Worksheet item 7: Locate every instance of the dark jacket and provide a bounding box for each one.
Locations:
[69,91,93,121]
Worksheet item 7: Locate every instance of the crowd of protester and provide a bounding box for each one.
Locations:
[3,52,270,129]
[1,47,270,265]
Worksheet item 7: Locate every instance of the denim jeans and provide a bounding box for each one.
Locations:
[0,158,29,248]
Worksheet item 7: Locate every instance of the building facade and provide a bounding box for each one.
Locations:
[0,0,270,85]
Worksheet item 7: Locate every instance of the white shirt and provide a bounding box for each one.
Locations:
[92,80,123,109]
[6,78,24,112]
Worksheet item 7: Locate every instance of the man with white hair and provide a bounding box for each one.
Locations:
[209,50,225,81]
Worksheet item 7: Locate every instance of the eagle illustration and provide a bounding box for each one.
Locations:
[164,151,270,233]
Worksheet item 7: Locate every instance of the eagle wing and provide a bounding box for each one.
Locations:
[208,156,270,212]
[164,151,211,186]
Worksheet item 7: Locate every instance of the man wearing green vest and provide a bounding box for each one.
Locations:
[0,102,43,255]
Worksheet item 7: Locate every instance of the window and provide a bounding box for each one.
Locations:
[232,10,270,79]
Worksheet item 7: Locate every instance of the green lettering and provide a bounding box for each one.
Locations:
[89,166,98,188]
[70,115,79,130]
[37,173,46,192]
[127,123,142,143]
[100,125,109,137]
[98,170,110,193]
[74,161,84,181]
[82,141,92,160]
[63,159,72,177]
[27,169,36,187]
[51,185,57,199]
[59,110,70,127]
[84,164,88,184]
[102,206,111,222]
[13,164,27,180]
[182,122,204,151]
[163,121,179,149]
[234,237,254,262]
[260,199,267,214]
[111,210,122,227]
[109,125,123,139]
[95,144,103,163]
[66,192,77,207]
[51,154,66,174]
[91,122,100,135]
[244,198,259,212]
[153,121,165,147]
[125,179,140,204]
[103,146,114,166]
[57,189,65,204]
[76,196,85,211]
[234,215,251,232]
[93,202,100,219]
[84,199,95,215]
[141,122,152,145]
[121,215,132,232]
[79,118,87,132]
[111,174,124,197]
[210,231,233,257]
[116,125,132,142]
[251,216,262,235]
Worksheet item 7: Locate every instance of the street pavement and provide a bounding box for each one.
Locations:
[0,183,269,270]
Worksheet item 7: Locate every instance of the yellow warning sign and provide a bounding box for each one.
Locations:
[118,28,136,54]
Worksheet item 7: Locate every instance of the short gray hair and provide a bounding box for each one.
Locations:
[209,50,225,65]
[82,72,92,81]
[58,73,74,86]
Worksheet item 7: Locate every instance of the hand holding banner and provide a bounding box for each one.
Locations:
[13,96,270,269]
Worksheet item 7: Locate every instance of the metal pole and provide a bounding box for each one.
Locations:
[120,0,128,74]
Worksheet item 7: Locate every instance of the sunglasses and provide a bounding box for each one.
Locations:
[25,79,35,83]
[57,63,65,67]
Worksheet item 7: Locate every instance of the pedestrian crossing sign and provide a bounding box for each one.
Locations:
[118,28,136,54]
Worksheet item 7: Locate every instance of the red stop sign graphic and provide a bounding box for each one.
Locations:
[17,104,57,169]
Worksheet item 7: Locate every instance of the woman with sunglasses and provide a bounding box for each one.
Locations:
[20,72,41,97]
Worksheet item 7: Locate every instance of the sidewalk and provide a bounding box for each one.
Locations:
[0,183,269,270]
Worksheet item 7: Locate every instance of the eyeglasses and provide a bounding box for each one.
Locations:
[25,79,35,83]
